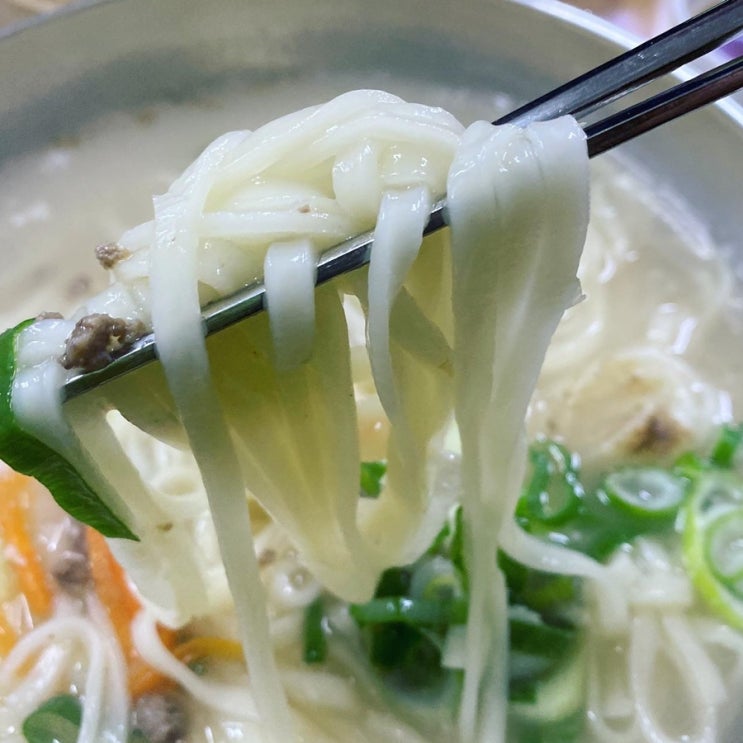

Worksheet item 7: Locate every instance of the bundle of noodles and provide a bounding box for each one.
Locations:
[7,91,590,741]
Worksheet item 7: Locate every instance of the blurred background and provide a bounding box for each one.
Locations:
[0,0,727,38]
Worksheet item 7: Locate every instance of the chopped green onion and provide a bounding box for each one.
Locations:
[22,694,82,743]
[366,623,449,693]
[374,566,413,597]
[711,423,743,468]
[498,551,581,628]
[303,596,327,664]
[360,460,387,498]
[602,467,686,521]
[683,471,743,629]
[350,596,468,626]
[509,615,577,660]
[409,555,463,603]
[704,508,743,598]
[686,470,743,526]
[510,646,586,742]
[518,440,583,525]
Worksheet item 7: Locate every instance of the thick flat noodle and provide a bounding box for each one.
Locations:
[352,211,457,564]
[208,287,379,602]
[264,238,317,371]
[447,118,589,743]
[7,91,595,743]
[149,133,293,740]
[367,186,432,426]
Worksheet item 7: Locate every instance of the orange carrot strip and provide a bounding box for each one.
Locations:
[86,527,178,697]
[0,609,17,656]
[86,527,142,659]
[173,636,245,666]
[0,470,53,619]
[86,528,245,699]
[128,635,245,698]
[128,655,176,699]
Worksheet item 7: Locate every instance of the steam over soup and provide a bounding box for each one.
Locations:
[0,80,742,743]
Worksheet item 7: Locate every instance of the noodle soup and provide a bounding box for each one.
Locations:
[1,10,743,743]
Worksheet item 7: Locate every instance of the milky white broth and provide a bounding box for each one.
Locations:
[1,72,743,742]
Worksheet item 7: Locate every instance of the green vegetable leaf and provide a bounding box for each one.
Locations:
[360,460,387,498]
[0,322,136,539]
[22,694,82,743]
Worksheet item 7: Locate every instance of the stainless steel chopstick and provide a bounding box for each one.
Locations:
[62,6,743,400]
[585,53,743,156]
[497,0,743,127]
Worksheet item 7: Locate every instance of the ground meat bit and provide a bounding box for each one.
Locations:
[258,548,277,567]
[626,413,686,457]
[60,313,145,372]
[95,242,131,269]
[50,519,90,595]
[134,693,188,743]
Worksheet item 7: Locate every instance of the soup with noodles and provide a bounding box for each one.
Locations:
[0,76,742,743]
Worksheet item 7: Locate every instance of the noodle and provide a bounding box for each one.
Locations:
[1,86,741,743]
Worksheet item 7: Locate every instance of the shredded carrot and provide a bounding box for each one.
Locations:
[0,470,53,620]
[0,610,17,656]
[86,527,178,697]
[128,634,245,698]
[173,635,245,666]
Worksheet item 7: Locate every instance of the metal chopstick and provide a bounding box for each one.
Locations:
[497,0,743,127]
[585,54,743,156]
[62,8,743,400]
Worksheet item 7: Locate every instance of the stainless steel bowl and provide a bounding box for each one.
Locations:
[1,2,742,741]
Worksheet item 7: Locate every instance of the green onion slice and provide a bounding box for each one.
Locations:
[704,508,743,598]
[683,472,743,629]
[520,440,583,525]
[603,467,685,520]
[711,423,743,469]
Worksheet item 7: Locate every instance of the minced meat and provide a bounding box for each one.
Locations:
[50,519,90,595]
[60,313,145,372]
[134,693,188,743]
[95,242,131,269]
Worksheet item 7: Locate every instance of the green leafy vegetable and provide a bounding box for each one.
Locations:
[22,694,82,743]
[303,595,328,664]
[360,460,387,498]
[0,322,135,539]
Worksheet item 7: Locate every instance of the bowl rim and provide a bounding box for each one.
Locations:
[2,0,741,129]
